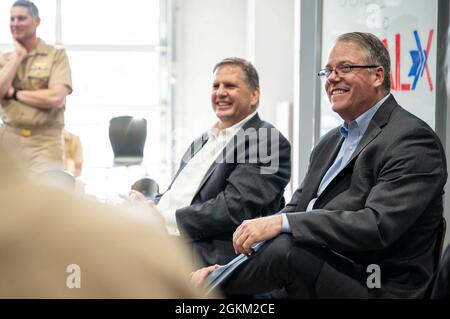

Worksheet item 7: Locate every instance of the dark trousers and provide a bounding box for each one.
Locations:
[222,234,372,298]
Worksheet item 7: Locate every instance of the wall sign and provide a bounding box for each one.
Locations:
[320,0,437,133]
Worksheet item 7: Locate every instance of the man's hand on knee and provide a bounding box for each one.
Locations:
[233,215,283,255]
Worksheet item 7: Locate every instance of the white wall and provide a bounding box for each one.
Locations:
[173,0,247,166]
[249,0,295,124]
[172,0,295,177]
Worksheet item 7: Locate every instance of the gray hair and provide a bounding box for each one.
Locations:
[213,57,260,89]
[12,0,39,18]
[337,32,391,92]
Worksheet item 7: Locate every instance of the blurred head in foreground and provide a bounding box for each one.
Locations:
[0,145,211,298]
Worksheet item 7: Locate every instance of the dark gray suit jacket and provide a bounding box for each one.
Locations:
[169,113,291,266]
[282,95,447,298]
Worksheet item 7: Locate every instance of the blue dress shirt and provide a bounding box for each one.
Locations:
[281,94,390,232]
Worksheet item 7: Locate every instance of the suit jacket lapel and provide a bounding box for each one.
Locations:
[337,95,396,171]
[167,132,209,191]
[296,130,343,210]
[193,113,263,198]
[346,123,381,165]
[315,95,397,204]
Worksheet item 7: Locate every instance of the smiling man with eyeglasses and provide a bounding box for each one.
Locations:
[317,64,380,79]
[320,36,389,123]
[193,32,447,299]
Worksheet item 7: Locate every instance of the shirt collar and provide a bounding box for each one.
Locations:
[27,38,51,57]
[339,93,390,139]
[209,110,258,139]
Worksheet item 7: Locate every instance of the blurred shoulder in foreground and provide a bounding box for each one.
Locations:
[0,145,209,298]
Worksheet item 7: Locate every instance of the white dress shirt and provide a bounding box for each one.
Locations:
[158,111,258,235]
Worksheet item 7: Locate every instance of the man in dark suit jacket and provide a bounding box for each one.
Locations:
[132,58,291,267]
[196,33,447,298]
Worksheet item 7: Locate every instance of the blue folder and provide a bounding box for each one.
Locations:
[206,242,265,294]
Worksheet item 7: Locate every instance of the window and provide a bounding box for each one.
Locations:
[0,0,171,199]
[61,0,160,45]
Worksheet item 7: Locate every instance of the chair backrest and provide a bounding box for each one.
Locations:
[434,217,447,267]
[109,116,147,166]
[424,216,447,298]
[431,244,450,298]
[131,178,159,200]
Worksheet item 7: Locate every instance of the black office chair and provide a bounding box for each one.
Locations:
[131,177,160,200]
[424,217,446,298]
[109,116,147,166]
[433,218,447,268]
[431,244,450,299]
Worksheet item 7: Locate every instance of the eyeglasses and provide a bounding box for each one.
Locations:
[317,65,379,79]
